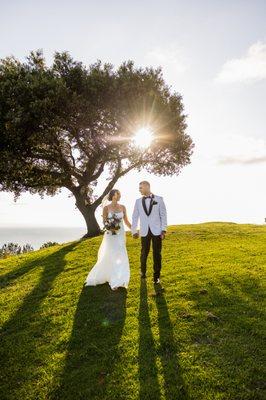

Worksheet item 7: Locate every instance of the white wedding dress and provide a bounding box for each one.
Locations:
[84,211,130,290]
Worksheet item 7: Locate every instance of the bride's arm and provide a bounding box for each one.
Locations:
[122,205,132,229]
[102,206,108,224]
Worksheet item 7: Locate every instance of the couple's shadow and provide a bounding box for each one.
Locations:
[50,283,127,400]
[138,280,187,399]
[50,280,187,399]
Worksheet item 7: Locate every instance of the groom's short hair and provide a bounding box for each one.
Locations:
[139,180,150,187]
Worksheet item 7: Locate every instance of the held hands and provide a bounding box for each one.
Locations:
[133,232,165,239]
[160,231,166,240]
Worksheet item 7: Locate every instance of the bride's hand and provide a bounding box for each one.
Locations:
[122,205,131,229]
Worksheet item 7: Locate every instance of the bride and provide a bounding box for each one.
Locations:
[84,189,131,291]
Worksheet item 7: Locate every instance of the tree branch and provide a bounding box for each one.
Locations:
[92,159,122,208]
[90,161,105,181]
[51,134,84,182]
[93,160,140,208]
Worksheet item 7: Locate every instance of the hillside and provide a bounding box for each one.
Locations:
[0,222,265,400]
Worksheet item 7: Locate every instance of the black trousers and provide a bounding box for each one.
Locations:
[140,227,162,280]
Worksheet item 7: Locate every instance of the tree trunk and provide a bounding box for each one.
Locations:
[81,206,102,238]
[74,191,102,238]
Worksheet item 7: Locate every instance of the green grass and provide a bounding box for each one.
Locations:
[0,222,265,400]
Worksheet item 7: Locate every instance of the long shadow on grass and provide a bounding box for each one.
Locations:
[49,284,127,400]
[138,279,161,400]
[153,283,188,400]
[0,253,47,289]
[0,241,79,400]
[186,275,265,399]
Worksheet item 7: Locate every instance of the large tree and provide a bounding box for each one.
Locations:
[0,50,194,237]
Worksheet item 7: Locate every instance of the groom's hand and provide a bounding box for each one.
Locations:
[161,231,166,240]
[133,233,139,239]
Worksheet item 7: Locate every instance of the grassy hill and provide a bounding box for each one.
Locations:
[0,222,265,400]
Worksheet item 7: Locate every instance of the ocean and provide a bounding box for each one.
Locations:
[0,227,86,250]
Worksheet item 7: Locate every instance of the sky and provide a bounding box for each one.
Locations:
[0,0,266,228]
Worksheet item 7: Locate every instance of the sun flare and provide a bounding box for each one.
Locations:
[133,127,153,148]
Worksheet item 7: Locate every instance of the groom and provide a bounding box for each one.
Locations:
[131,181,167,284]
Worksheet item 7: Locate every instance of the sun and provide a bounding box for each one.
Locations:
[133,127,154,148]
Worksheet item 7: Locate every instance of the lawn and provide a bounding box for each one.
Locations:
[0,222,265,400]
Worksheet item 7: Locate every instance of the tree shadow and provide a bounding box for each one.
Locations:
[49,284,127,400]
[153,283,188,400]
[138,279,161,400]
[0,240,84,290]
[0,241,80,399]
[0,253,47,289]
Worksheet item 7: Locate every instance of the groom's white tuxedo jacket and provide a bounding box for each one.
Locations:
[131,194,167,237]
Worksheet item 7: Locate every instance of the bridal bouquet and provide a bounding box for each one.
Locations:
[104,214,122,235]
